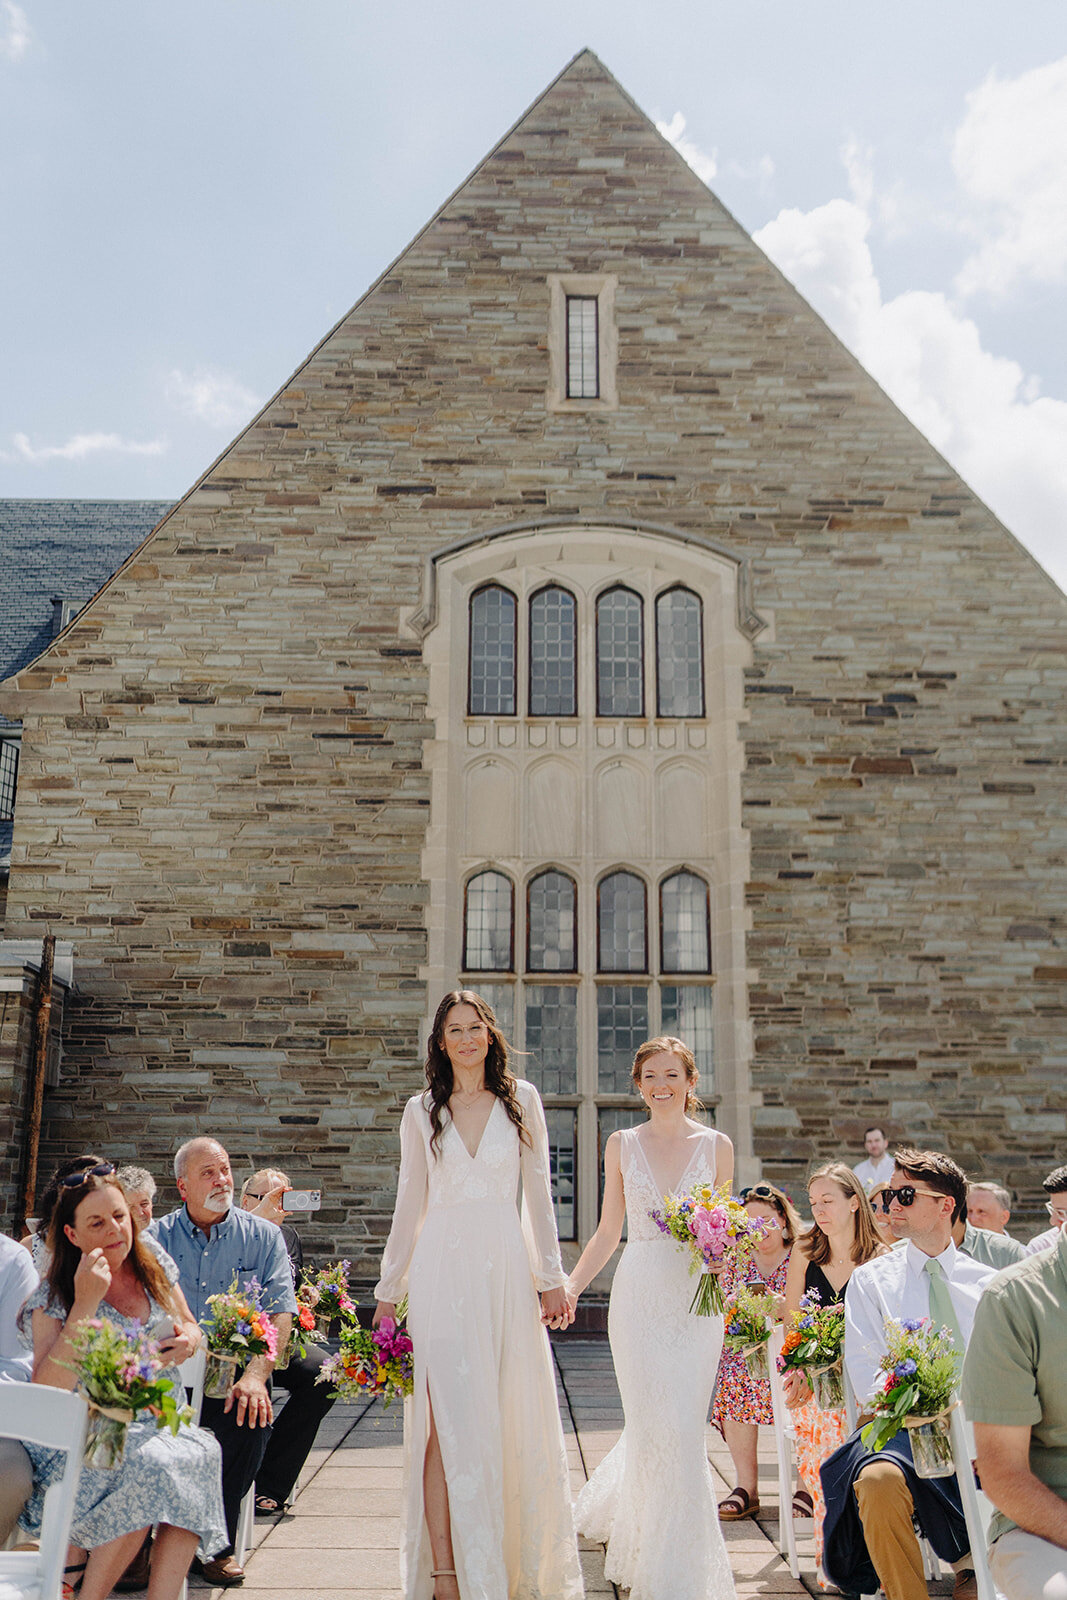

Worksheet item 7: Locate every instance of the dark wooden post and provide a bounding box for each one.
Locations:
[16,933,56,1233]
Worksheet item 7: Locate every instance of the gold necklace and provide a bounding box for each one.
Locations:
[453,1086,487,1108]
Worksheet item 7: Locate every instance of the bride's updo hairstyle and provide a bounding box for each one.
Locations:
[631,1035,703,1116]
[426,989,529,1158]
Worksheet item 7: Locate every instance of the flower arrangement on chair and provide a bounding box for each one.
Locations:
[860,1316,960,1476]
[723,1281,773,1379]
[66,1319,192,1468]
[202,1275,279,1399]
[296,1259,357,1344]
[777,1288,846,1409]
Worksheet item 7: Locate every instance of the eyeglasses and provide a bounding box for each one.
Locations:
[879,1185,946,1212]
[60,1162,116,1189]
[1045,1201,1067,1222]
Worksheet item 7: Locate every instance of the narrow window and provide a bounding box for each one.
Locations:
[469,584,516,716]
[596,587,644,717]
[566,295,599,399]
[529,586,577,717]
[463,871,514,971]
[598,871,647,972]
[661,986,714,1091]
[527,870,577,972]
[656,587,705,717]
[660,870,711,973]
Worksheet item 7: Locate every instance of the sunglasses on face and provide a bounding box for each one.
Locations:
[878,1184,946,1212]
[60,1161,116,1189]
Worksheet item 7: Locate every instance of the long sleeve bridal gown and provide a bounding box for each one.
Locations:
[374,1080,583,1600]
[574,1124,736,1600]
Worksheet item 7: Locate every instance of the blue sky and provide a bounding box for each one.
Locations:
[1,1,1065,587]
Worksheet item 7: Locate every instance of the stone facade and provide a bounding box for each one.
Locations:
[2,51,1064,1257]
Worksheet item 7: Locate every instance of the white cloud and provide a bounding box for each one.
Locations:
[953,57,1067,298]
[6,431,167,463]
[656,112,718,188]
[0,1,30,61]
[755,181,1067,593]
[167,367,262,429]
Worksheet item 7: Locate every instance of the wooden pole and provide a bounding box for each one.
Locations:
[17,932,56,1234]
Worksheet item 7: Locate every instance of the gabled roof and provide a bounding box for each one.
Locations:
[0,499,172,690]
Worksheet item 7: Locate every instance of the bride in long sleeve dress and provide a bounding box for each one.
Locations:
[567,1036,737,1600]
[373,990,584,1600]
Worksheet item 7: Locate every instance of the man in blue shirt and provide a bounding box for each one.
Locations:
[154,1138,296,1587]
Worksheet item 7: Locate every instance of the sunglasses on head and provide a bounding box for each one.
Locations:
[60,1161,116,1189]
[878,1184,945,1212]
[745,1183,777,1201]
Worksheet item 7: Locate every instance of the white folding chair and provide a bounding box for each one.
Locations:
[0,1386,88,1600]
[948,1400,999,1600]
[178,1348,254,1572]
[764,1323,801,1579]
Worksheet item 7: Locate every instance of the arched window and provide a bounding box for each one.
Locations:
[529,586,577,717]
[468,584,516,715]
[527,869,577,971]
[596,586,644,717]
[463,870,514,971]
[660,870,711,973]
[656,587,704,717]
[597,871,647,972]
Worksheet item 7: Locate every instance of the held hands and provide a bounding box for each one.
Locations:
[226,1370,273,1428]
[72,1247,111,1314]
[540,1285,576,1331]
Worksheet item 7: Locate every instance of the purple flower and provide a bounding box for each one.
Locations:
[237,1320,251,1337]
[894,1358,918,1379]
[799,1316,815,1329]
[901,1317,926,1332]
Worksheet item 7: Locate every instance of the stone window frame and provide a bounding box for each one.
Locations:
[547,273,619,412]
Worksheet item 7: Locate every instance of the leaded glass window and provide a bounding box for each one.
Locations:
[529,586,577,716]
[475,982,514,1043]
[597,984,650,1091]
[524,984,579,1095]
[661,985,714,1092]
[566,295,599,399]
[596,587,644,717]
[656,587,704,717]
[660,871,711,973]
[527,870,577,972]
[469,584,516,716]
[598,871,647,972]
[462,870,513,971]
[545,1106,577,1240]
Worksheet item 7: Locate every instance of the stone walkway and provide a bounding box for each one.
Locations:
[181,1336,955,1598]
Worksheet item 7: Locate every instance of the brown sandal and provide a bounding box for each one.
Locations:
[718,1486,760,1520]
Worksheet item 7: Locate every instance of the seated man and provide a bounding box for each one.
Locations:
[238,1170,336,1515]
[822,1148,995,1600]
[953,1194,1027,1271]
[965,1181,1013,1238]
[1027,1164,1067,1256]
[963,1225,1067,1600]
[116,1163,157,1231]
[153,1138,296,1587]
[0,1229,38,1542]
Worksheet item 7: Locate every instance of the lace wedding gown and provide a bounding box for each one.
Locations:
[375,1080,583,1600]
[575,1125,736,1600]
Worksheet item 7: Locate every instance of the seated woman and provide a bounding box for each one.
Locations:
[19,1163,227,1600]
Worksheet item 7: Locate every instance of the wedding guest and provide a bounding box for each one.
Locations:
[0,1229,38,1543]
[713,1182,801,1522]
[821,1148,995,1600]
[237,1168,336,1517]
[952,1196,1027,1270]
[22,1154,106,1271]
[867,1181,901,1247]
[153,1138,296,1587]
[852,1127,895,1193]
[1025,1164,1067,1255]
[116,1165,157,1231]
[965,1181,1013,1236]
[963,1226,1067,1600]
[19,1165,225,1600]
[782,1164,887,1585]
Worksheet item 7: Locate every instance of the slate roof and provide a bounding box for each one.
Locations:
[0,497,172,691]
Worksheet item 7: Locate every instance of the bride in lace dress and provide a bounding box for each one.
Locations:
[568,1036,736,1600]
[373,990,583,1600]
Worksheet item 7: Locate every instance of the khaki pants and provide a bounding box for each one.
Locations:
[853,1458,974,1600]
[991,1528,1067,1600]
[0,1437,32,1543]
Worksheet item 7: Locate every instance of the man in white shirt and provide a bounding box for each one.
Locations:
[852,1125,896,1192]
[1025,1164,1067,1256]
[822,1148,996,1600]
[0,1230,39,1541]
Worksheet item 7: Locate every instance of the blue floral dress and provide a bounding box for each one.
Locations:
[18,1246,227,1557]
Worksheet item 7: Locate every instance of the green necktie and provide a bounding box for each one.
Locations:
[924,1256,964,1351]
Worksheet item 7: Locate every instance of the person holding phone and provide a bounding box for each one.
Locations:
[239,1169,336,1518]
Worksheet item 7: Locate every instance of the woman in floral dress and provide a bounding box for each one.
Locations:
[713,1182,802,1520]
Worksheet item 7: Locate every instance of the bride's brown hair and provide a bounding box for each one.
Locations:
[425,989,529,1159]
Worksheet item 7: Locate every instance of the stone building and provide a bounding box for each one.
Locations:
[2,51,1064,1263]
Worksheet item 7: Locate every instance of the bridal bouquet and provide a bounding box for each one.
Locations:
[650,1181,769,1315]
[860,1316,960,1472]
[67,1319,192,1468]
[723,1281,773,1378]
[777,1288,846,1408]
[317,1307,414,1408]
[202,1274,279,1397]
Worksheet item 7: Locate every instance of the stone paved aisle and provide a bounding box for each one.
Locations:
[168,1334,940,1599]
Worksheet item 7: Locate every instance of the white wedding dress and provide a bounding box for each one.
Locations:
[575,1125,736,1600]
[375,1080,584,1600]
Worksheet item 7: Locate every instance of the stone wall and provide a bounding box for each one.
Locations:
[1,51,1064,1256]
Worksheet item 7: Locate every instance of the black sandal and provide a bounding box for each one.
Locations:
[62,1560,87,1600]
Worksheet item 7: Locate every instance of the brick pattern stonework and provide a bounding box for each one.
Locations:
[1,52,1064,1253]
